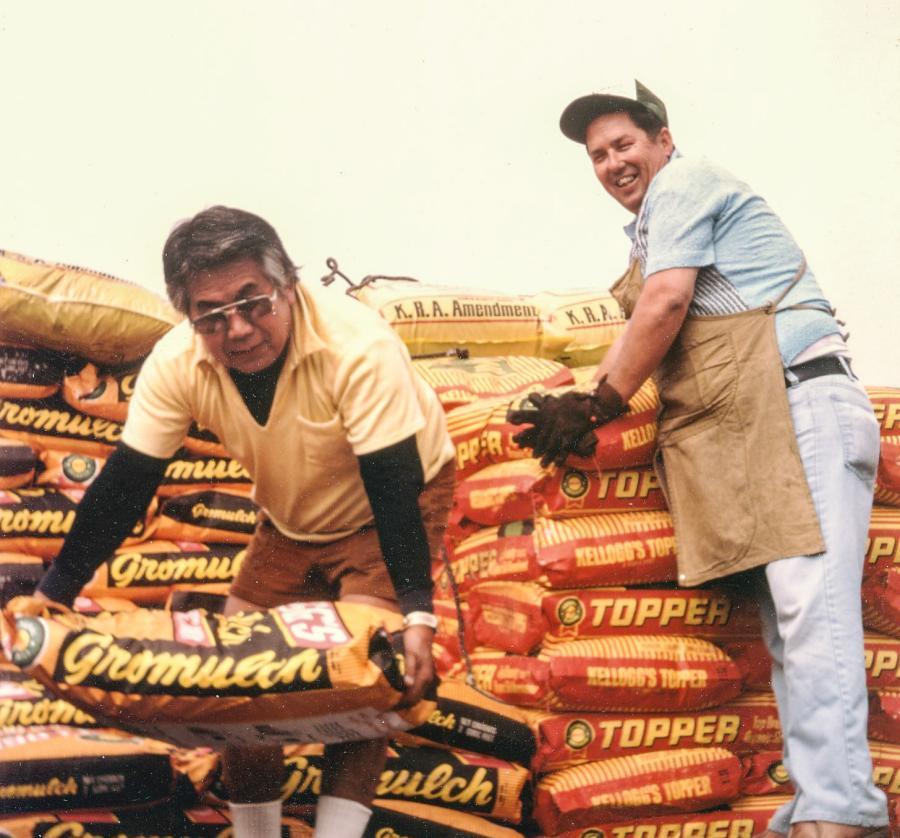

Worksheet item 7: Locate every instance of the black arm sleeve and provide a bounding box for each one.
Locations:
[357,435,433,615]
[38,442,168,605]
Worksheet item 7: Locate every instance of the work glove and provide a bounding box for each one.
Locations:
[508,378,626,468]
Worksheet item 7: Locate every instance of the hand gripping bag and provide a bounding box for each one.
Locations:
[1,600,431,749]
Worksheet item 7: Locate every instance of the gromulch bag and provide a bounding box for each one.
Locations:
[367,800,526,838]
[529,692,782,773]
[36,450,253,498]
[153,490,258,544]
[868,690,900,743]
[534,288,627,367]
[534,512,678,588]
[876,435,900,508]
[0,555,43,607]
[398,680,537,767]
[0,249,179,366]
[157,455,252,498]
[869,386,900,436]
[533,747,743,834]
[348,276,569,359]
[0,395,122,457]
[0,661,97,728]
[412,355,574,411]
[0,347,64,401]
[866,506,900,577]
[454,461,666,527]
[0,725,215,815]
[82,541,246,605]
[267,742,528,823]
[0,807,313,838]
[540,635,744,712]
[0,488,152,559]
[61,360,140,422]
[863,568,900,638]
[1,600,431,748]
[0,441,36,491]
[467,583,761,653]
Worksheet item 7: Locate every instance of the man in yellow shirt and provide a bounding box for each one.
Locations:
[35,205,456,838]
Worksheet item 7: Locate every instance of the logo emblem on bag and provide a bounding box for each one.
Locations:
[564,719,594,750]
[561,469,589,499]
[10,617,45,667]
[62,454,97,483]
[557,596,585,627]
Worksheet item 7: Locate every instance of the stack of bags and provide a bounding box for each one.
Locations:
[0,252,532,837]
[359,274,900,835]
[1,256,898,836]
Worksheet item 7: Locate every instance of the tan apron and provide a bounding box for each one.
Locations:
[610,260,826,585]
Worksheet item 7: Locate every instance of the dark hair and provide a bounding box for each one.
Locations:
[162,206,298,314]
[621,103,666,139]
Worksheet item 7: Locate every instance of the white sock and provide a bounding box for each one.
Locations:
[314,795,372,838]
[228,799,282,838]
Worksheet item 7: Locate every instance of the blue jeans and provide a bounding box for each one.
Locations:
[755,372,887,830]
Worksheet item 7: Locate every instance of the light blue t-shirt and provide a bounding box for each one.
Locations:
[624,150,840,365]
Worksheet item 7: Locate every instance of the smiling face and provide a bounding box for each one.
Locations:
[584,111,674,213]
[186,258,293,374]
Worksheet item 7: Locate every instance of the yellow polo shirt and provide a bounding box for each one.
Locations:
[122,280,455,542]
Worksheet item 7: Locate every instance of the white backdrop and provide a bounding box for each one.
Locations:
[2,1,897,384]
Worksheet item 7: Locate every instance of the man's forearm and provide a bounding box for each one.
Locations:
[605,267,697,400]
[38,443,168,604]
[358,436,432,615]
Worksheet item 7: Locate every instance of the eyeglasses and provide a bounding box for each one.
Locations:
[190,289,279,335]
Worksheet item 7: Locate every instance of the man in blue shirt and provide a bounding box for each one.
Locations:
[512,81,887,836]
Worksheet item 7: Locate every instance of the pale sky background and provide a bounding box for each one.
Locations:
[2,1,898,384]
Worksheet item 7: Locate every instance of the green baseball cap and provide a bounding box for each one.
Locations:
[560,79,668,143]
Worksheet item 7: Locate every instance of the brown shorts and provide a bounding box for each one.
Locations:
[229,460,456,609]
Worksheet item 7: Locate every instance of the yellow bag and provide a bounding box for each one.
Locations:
[0,250,180,365]
[2,600,431,749]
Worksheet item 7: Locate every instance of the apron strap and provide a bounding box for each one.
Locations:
[765,256,807,313]
[765,255,835,317]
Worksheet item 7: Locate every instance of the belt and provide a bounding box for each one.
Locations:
[784,355,850,387]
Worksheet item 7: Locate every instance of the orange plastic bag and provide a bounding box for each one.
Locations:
[534,511,677,588]
[533,747,743,833]
[530,692,782,773]
[541,635,744,712]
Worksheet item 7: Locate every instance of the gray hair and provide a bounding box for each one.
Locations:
[162,206,299,314]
